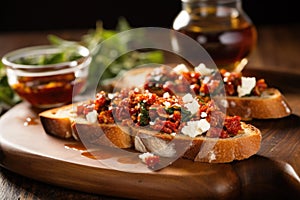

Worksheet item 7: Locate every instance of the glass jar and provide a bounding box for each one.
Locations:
[173,0,257,72]
[2,45,91,108]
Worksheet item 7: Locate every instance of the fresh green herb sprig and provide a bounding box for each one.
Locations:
[14,51,82,66]
[0,62,20,114]
[0,17,164,113]
[48,17,164,88]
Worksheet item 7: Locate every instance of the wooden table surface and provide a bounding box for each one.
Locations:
[1,24,300,200]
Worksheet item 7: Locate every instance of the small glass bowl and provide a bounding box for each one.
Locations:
[2,44,91,108]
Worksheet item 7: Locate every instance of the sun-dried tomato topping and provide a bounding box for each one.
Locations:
[97,110,114,124]
[145,154,160,168]
[75,66,251,139]
[206,127,228,138]
[220,69,268,96]
[252,79,268,96]
[94,91,110,112]
[224,116,242,136]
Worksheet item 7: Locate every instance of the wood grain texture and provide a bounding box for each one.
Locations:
[0,69,300,200]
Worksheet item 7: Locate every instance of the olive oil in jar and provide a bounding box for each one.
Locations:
[173,0,257,72]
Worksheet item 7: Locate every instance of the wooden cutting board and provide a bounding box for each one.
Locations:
[0,68,300,200]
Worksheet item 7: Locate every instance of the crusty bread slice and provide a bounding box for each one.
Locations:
[39,103,261,163]
[225,88,292,120]
[39,103,133,148]
[39,103,78,139]
[134,122,261,163]
[105,66,292,120]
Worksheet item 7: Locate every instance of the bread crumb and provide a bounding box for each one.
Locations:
[208,151,216,163]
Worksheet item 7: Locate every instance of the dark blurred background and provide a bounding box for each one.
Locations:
[0,0,299,31]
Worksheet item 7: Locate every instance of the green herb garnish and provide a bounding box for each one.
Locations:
[0,17,164,113]
[139,101,150,126]
[0,62,21,114]
[48,17,164,88]
[14,51,82,66]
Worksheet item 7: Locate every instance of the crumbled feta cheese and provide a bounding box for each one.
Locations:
[153,75,162,81]
[163,92,170,99]
[197,119,210,133]
[181,119,210,138]
[170,132,176,136]
[182,93,194,103]
[185,100,200,115]
[108,93,116,100]
[86,110,98,123]
[139,152,155,163]
[200,112,207,118]
[173,64,189,74]
[237,77,256,97]
[194,63,214,76]
[163,101,171,108]
[182,93,199,115]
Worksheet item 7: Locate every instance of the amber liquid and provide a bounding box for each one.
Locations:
[173,6,257,72]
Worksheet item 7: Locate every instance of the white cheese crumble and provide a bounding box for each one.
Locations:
[163,101,171,108]
[163,92,170,99]
[182,93,194,103]
[170,132,176,136]
[173,64,189,74]
[181,119,210,138]
[153,75,162,81]
[108,93,116,100]
[185,100,200,115]
[86,110,98,123]
[200,112,207,118]
[237,77,256,97]
[194,63,214,76]
[182,93,199,115]
[138,152,155,163]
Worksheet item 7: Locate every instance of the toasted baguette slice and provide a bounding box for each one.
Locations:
[134,122,261,163]
[225,88,292,120]
[39,103,261,163]
[105,67,292,120]
[39,103,133,148]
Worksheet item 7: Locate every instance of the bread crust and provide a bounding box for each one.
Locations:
[39,94,263,163]
[72,123,133,148]
[134,123,261,163]
[225,88,292,120]
[39,101,262,163]
[39,103,133,148]
[39,105,74,139]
